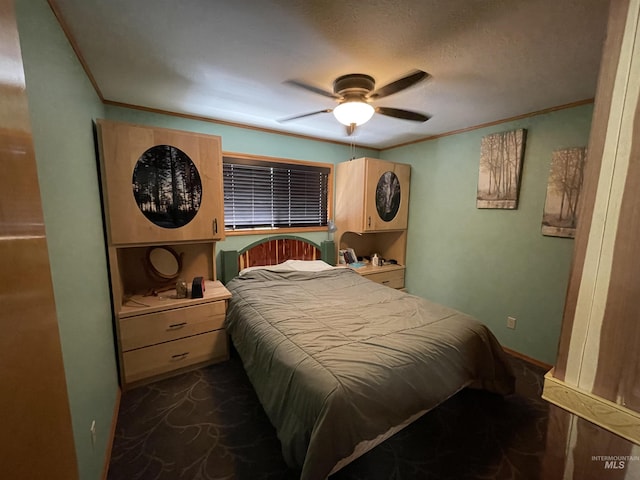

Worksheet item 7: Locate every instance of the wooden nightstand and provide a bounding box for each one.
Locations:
[346,264,406,289]
[117,280,231,386]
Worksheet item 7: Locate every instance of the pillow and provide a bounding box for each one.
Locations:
[284,260,335,272]
[239,259,334,276]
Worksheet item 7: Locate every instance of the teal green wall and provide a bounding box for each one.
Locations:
[105,105,378,163]
[16,1,118,479]
[383,104,593,364]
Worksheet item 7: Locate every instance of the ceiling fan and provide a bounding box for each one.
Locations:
[279,70,431,135]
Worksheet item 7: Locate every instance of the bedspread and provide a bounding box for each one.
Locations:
[225,268,514,480]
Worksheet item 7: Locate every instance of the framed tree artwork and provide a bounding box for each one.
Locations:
[541,147,587,238]
[477,128,527,209]
[132,145,203,229]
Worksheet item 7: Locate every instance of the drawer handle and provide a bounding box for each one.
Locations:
[171,352,190,360]
[382,280,390,284]
[167,322,188,330]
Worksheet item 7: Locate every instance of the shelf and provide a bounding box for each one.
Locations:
[346,263,405,275]
[119,280,231,318]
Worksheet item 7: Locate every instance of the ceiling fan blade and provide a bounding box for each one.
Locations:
[284,80,341,99]
[368,70,430,100]
[278,109,333,123]
[375,107,431,122]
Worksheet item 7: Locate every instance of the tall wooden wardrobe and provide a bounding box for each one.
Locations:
[95,120,231,388]
[335,157,410,290]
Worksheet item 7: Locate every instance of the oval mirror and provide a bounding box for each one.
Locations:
[145,246,182,281]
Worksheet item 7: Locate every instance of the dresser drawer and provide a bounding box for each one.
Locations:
[362,268,405,289]
[123,330,228,384]
[120,301,226,351]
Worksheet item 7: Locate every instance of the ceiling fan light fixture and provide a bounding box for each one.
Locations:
[333,101,375,126]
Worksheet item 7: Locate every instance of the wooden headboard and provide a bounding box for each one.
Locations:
[220,235,335,284]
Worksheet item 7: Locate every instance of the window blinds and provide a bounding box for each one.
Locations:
[223,157,329,230]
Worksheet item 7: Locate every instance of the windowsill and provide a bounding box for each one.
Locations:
[224,226,328,236]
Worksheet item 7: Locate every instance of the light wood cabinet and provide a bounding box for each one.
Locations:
[117,280,230,385]
[355,264,406,289]
[336,158,410,289]
[336,157,410,232]
[96,120,231,388]
[96,119,224,245]
[123,329,228,385]
[119,298,226,351]
[106,240,231,389]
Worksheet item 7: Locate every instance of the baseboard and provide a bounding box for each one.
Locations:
[502,346,553,371]
[542,369,640,445]
[102,387,121,480]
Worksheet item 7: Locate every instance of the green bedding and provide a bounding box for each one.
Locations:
[225,268,515,480]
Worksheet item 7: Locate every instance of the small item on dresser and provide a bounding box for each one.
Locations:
[191,276,205,298]
[371,253,381,267]
[175,278,188,298]
[342,248,357,264]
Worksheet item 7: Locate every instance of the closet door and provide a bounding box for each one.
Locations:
[0,2,78,478]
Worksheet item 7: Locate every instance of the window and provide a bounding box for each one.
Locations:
[223,154,331,231]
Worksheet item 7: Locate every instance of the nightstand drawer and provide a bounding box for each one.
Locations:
[120,301,226,351]
[362,269,405,289]
[123,330,228,384]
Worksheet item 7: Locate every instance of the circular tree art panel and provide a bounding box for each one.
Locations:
[132,145,202,229]
[375,171,401,222]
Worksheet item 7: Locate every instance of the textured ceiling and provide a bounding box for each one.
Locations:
[51,0,610,149]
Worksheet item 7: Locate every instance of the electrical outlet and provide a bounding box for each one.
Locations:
[507,316,517,329]
[90,420,97,447]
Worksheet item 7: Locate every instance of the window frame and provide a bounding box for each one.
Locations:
[222,152,334,236]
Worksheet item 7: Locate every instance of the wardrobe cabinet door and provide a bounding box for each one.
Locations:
[362,158,410,231]
[97,119,224,245]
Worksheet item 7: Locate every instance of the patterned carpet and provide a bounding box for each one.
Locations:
[107,352,556,480]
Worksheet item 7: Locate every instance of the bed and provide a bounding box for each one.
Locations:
[222,237,515,480]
